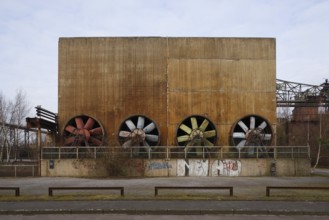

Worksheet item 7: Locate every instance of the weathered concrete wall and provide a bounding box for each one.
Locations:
[41,158,310,177]
[41,159,108,177]
[275,158,311,176]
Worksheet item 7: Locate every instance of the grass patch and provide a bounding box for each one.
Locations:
[1,193,328,202]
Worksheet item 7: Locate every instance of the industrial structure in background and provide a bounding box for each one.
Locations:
[1,37,328,177]
[276,79,329,166]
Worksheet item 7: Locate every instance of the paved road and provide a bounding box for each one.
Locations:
[1,214,329,220]
[1,200,329,215]
[0,175,328,215]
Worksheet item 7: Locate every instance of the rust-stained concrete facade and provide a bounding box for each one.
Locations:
[58,37,276,146]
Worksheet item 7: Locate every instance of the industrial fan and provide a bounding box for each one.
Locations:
[118,115,160,154]
[231,115,273,156]
[63,115,104,146]
[176,115,217,156]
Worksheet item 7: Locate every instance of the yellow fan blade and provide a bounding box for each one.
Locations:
[179,124,192,134]
[191,117,198,130]
[204,130,216,138]
[199,119,209,131]
[177,135,190,142]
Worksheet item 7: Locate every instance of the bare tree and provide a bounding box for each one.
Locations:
[0,89,30,162]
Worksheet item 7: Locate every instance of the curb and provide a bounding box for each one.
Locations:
[1,209,329,216]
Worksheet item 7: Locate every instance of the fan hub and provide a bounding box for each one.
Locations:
[131,129,146,143]
[190,129,204,140]
[246,128,264,144]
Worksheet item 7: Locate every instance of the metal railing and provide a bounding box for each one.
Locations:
[41,146,310,160]
[0,164,39,177]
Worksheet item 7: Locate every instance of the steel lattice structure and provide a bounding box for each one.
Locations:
[276,79,329,107]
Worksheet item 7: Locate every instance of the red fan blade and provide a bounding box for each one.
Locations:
[64,137,76,145]
[84,118,95,130]
[83,129,91,141]
[90,127,103,135]
[90,137,102,146]
[75,117,84,129]
[65,125,77,134]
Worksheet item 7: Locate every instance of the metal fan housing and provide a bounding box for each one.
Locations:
[176,115,217,148]
[231,115,273,149]
[118,115,160,148]
[62,115,105,146]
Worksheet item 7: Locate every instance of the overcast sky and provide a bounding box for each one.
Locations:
[1,0,329,114]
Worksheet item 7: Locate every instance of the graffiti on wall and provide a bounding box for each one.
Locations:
[177,159,188,176]
[213,160,241,176]
[146,161,172,170]
[177,159,208,176]
[189,159,208,176]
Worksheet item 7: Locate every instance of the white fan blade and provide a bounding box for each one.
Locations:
[238,121,249,132]
[125,120,136,131]
[137,116,145,129]
[233,132,246,139]
[143,140,150,147]
[250,116,255,129]
[237,140,246,148]
[258,121,267,130]
[122,140,132,148]
[145,134,159,142]
[119,130,131,137]
[264,134,272,140]
[142,140,150,152]
[143,122,155,133]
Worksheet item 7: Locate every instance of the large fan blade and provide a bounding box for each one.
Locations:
[203,138,214,146]
[90,137,102,146]
[65,125,77,134]
[89,127,103,135]
[84,118,95,130]
[75,117,84,129]
[83,130,90,141]
[179,124,192,134]
[233,132,246,139]
[199,119,209,131]
[143,122,155,133]
[264,134,272,141]
[142,141,151,152]
[143,140,150,147]
[119,130,131,137]
[250,116,255,129]
[64,137,76,145]
[125,120,136,131]
[203,130,216,138]
[191,117,198,130]
[258,121,267,130]
[122,140,132,148]
[137,116,145,129]
[237,140,246,148]
[145,134,159,142]
[238,121,249,132]
[177,135,190,142]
